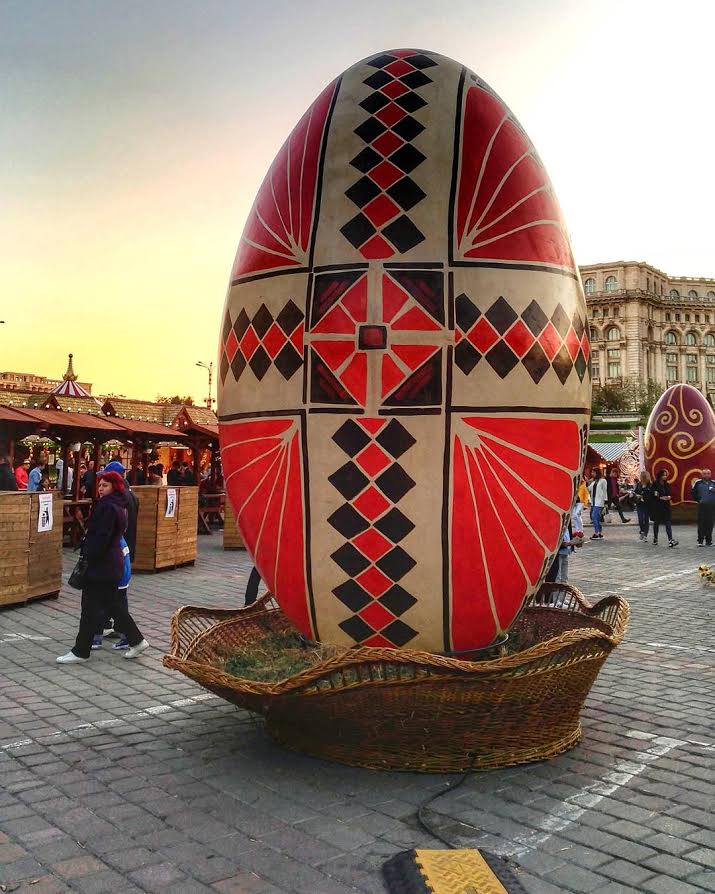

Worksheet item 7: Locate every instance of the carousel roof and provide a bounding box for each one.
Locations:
[49,354,94,398]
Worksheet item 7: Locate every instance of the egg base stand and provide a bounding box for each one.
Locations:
[163,584,629,773]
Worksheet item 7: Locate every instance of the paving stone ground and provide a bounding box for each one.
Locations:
[1,522,713,894]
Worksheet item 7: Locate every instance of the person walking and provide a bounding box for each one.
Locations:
[650,469,678,547]
[606,468,630,523]
[0,454,18,491]
[57,470,149,663]
[692,468,715,547]
[633,470,653,542]
[588,468,608,539]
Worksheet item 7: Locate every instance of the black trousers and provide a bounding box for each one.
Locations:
[73,581,143,659]
[606,497,627,521]
[697,503,715,544]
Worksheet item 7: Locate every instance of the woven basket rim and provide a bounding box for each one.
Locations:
[162,584,630,699]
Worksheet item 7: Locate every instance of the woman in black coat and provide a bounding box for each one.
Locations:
[57,471,149,663]
[650,469,679,548]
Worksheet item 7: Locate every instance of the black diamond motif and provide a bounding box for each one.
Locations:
[389,143,425,174]
[360,92,390,114]
[220,352,230,383]
[354,117,387,143]
[374,508,415,543]
[251,303,273,338]
[273,344,302,380]
[350,146,381,173]
[328,503,370,538]
[377,546,416,581]
[333,420,371,456]
[248,345,271,380]
[392,116,425,140]
[364,70,392,89]
[571,312,585,339]
[521,342,550,384]
[485,296,518,334]
[341,214,375,249]
[328,462,370,500]
[379,584,417,615]
[455,293,481,331]
[552,345,573,384]
[395,92,427,113]
[400,70,432,89]
[331,543,371,576]
[368,53,397,69]
[339,615,374,642]
[222,311,233,343]
[574,350,587,381]
[521,300,548,336]
[383,216,425,253]
[233,308,251,342]
[406,53,437,70]
[230,350,246,380]
[333,580,372,613]
[275,300,304,335]
[486,341,519,378]
[375,464,415,502]
[387,177,426,211]
[382,619,418,646]
[345,176,381,208]
[376,419,416,459]
[455,340,481,375]
[550,303,570,337]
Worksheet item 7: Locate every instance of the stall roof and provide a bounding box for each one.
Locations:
[588,441,633,463]
[16,408,127,435]
[119,419,188,441]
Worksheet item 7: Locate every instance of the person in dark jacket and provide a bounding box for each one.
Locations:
[0,454,18,491]
[606,468,630,523]
[167,461,181,486]
[57,471,149,663]
[650,469,678,548]
[633,470,653,541]
[692,468,715,546]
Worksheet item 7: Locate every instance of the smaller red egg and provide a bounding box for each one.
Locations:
[644,384,715,504]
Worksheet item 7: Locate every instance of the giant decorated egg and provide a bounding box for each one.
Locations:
[644,383,715,504]
[218,50,590,653]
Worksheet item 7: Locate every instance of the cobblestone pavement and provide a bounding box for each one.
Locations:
[1,523,713,894]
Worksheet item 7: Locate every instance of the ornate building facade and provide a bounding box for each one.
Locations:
[581,261,715,400]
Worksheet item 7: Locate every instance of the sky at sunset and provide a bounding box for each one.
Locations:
[1,0,713,402]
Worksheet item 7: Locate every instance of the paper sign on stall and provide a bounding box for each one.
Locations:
[165,489,177,518]
[38,493,53,533]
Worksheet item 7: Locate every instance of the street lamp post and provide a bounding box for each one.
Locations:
[196,361,213,409]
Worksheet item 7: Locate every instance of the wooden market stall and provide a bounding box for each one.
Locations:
[132,486,199,572]
[0,491,63,607]
[223,500,245,550]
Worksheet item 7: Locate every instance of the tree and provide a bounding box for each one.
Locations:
[591,378,663,417]
[156,395,195,406]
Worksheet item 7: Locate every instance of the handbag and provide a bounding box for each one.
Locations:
[67,556,88,590]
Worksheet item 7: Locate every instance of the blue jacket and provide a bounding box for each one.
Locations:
[692,478,715,504]
[118,536,131,589]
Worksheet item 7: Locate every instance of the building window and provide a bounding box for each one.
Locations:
[675,313,681,321]
[705,335,715,347]
[646,277,651,291]
[605,275,617,292]
[685,314,690,322]
[665,312,671,321]
[689,290,698,298]
[708,354,715,364]
[666,363,678,381]
[687,353,698,365]
[696,315,700,323]
[589,327,598,340]
[670,289,680,298]
[687,367,697,383]
[665,331,678,345]
[592,365,600,380]
[613,306,620,317]
[708,291,715,300]
[685,332,697,346]
[606,326,620,341]
[584,278,595,294]
[708,367,715,384]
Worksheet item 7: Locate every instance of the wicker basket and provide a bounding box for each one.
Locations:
[163,585,629,772]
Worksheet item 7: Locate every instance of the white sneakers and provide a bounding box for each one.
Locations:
[56,652,89,664]
[123,639,150,659]
[56,640,150,663]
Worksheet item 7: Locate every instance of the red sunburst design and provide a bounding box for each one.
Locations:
[231,79,338,280]
[450,416,581,650]
[220,418,313,638]
[455,84,574,270]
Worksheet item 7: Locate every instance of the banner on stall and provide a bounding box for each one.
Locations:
[38,493,54,533]
[165,488,177,519]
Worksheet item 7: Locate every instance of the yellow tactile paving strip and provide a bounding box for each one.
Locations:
[414,849,510,894]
